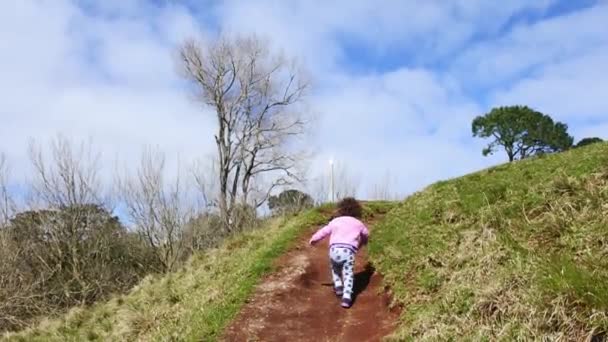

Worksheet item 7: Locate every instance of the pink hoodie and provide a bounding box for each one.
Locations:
[309,216,369,251]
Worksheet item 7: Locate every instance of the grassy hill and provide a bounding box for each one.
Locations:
[370,143,608,341]
[4,143,607,341]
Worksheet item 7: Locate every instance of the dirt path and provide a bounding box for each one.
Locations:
[221,221,400,341]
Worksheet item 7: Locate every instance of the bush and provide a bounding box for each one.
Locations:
[232,203,260,232]
[575,137,603,148]
[0,205,156,332]
[268,189,313,215]
[182,212,225,252]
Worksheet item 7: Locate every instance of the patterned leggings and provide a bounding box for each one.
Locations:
[329,246,355,299]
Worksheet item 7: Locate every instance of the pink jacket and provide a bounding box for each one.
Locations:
[309,216,369,251]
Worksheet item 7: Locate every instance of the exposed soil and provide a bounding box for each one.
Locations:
[221,220,400,342]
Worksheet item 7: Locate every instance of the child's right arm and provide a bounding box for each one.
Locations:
[309,224,332,245]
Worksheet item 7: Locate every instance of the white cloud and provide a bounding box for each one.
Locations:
[461,2,608,153]
[455,2,608,86]
[492,48,608,122]
[214,0,556,73]
[308,67,496,196]
[0,0,215,183]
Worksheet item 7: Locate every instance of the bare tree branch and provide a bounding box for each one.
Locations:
[27,135,104,209]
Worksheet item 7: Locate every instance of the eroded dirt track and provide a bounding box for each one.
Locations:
[221,222,400,342]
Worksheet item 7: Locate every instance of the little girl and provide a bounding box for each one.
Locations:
[309,198,369,308]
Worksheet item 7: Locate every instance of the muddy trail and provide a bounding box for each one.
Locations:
[221,218,400,341]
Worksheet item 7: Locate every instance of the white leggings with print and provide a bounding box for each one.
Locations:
[329,245,355,299]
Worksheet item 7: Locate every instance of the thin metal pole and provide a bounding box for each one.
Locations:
[330,159,335,202]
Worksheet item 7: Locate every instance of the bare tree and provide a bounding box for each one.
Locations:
[119,147,196,272]
[367,170,401,200]
[308,160,359,204]
[0,153,14,225]
[191,156,219,210]
[178,34,310,232]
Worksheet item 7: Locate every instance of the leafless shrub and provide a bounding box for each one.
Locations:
[119,147,197,272]
[0,227,45,330]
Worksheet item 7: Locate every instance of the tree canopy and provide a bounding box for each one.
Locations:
[472,105,573,162]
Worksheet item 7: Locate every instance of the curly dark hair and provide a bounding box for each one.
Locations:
[335,197,362,218]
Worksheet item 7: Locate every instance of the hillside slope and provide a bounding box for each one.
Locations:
[2,210,328,341]
[370,143,608,341]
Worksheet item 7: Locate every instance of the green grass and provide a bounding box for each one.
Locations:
[370,143,608,341]
[2,209,329,342]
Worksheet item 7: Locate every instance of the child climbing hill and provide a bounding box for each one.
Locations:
[309,198,369,308]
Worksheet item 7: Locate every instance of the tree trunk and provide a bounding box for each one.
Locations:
[217,150,231,233]
[216,107,233,234]
[506,146,515,162]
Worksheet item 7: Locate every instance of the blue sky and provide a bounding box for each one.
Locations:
[1,0,607,202]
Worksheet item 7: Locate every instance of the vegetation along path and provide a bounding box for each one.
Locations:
[221,207,400,341]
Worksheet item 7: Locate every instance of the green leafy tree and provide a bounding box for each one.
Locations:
[575,137,603,148]
[472,105,573,162]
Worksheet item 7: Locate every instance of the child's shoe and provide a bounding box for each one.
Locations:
[334,286,343,297]
[340,297,352,308]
